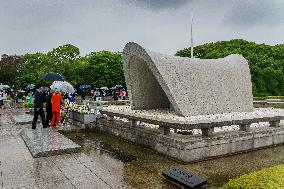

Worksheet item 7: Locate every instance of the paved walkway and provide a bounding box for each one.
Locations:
[0,109,130,189]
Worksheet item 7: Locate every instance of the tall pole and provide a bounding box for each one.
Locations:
[190,16,194,59]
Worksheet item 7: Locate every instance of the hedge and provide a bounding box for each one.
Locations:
[254,96,284,100]
[222,164,284,189]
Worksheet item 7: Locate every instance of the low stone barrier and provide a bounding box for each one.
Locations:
[254,100,284,108]
[96,109,284,162]
[100,109,284,136]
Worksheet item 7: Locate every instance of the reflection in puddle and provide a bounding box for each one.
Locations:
[72,134,137,163]
[65,131,284,189]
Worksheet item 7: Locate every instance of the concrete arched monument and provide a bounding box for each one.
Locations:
[123,42,253,116]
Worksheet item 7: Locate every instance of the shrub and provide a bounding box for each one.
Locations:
[267,96,284,99]
[24,102,34,108]
[253,97,267,100]
[253,96,284,100]
[222,164,284,189]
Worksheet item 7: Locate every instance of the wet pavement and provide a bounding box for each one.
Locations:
[0,109,130,189]
[66,131,284,189]
[13,114,33,124]
[1,109,284,189]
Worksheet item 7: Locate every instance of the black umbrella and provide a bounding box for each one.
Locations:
[40,72,66,81]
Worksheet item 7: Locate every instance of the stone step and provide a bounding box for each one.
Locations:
[20,128,81,158]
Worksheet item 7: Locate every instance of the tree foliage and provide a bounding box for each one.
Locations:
[85,51,124,87]
[3,39,284,97]
[11,44,124,89]
[0,54,21,86]
[16,53,50,88]
[176,39,284,96]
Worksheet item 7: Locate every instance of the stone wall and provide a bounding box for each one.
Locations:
[123,42,254,116]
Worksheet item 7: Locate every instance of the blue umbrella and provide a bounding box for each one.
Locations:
[115,85,123,89]
[79,84,91,89]
[26,84,35,90]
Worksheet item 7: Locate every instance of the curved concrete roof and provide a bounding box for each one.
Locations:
[123,42,253,116]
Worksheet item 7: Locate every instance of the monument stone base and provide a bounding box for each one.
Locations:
[96,118,284,163]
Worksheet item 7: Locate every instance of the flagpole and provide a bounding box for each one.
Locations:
[190,16,194,59]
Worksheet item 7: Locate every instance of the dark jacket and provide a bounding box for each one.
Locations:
[34,90,45,109]
[46,93,52,110]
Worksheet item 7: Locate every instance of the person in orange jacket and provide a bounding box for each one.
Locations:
[50,89,62,127]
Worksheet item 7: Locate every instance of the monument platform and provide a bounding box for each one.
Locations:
[97,107,284,162]
[20,128,81,158]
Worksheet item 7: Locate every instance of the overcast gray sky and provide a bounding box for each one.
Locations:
[1,0,284,55]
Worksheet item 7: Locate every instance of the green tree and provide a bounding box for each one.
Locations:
[68,56,89,86]
[16,53,51,88]
[47,44,81,84]
[86,51,124,88]
[47,44,80,62]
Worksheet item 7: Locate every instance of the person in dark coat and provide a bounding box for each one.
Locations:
[45,89,53,126]
[32,85,47,129]
[81,90,86,100]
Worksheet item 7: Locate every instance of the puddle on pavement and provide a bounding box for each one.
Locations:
[72,134,137,163]
[65,131,284,189]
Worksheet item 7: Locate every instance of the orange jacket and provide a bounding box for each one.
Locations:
[51,93,62,112]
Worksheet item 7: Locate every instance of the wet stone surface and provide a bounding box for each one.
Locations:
[1,108,284,189]
[20,128,81,158]
[0,109,131,189]
[13,114,34,124]
[66,131,284,189]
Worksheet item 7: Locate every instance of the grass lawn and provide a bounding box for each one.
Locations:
[222,164,284,189]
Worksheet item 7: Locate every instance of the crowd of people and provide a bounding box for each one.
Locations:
[0,89,18,114]
[79,87,127,101]
[0,83,128,127]
[0,89,28,109]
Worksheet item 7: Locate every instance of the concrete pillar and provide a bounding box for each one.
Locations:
[173,128,177,133]
[159,125,171,135]
[201,128,214,137]
[270,120,280,127]
[130,119,138,127]
[239,124,250,131]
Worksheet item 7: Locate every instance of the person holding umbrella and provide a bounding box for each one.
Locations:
[50,88,62,127]
[32,84,47,129]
